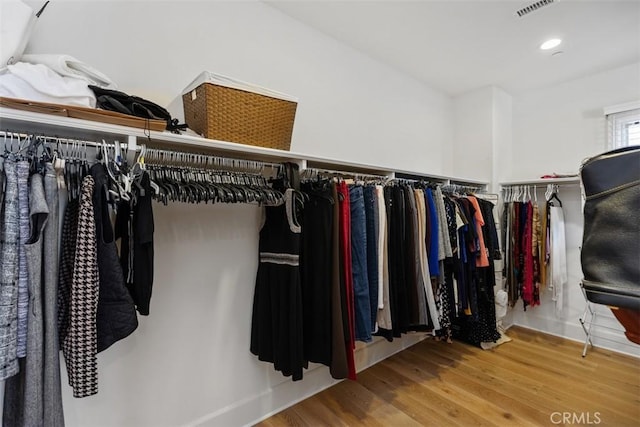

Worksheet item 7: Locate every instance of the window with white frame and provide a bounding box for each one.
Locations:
[606,104,640,150]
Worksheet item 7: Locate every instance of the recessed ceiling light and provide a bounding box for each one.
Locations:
[540,38,562,50]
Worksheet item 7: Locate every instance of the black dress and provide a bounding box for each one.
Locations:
[250,189,306,381]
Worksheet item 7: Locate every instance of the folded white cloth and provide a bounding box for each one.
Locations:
[0,62,96,108]
[21,54,117,89]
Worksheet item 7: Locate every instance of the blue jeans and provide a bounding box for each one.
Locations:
[349,186,372,342]
[363,186,379,332]
[425,188,440,277]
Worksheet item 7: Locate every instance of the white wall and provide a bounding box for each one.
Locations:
[492,88,513,192]
[452,86,513,187]
[25,0,454,176]
[452,87,494,182]
[17,1,454,426]
[507,62,640,357]
[510,62,640,180]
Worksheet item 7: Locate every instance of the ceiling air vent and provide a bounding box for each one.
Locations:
[516,0,555,17]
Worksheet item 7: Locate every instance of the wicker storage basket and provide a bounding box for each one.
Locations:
[182,72,297,151]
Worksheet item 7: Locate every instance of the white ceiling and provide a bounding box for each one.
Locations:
[265,0,640,95]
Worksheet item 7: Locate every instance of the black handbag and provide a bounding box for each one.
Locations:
[580,146,640,310]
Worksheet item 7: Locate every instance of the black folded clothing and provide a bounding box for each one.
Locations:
[89,85,186,133]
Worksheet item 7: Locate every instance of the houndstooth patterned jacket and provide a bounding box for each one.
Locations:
[61,175,100,398]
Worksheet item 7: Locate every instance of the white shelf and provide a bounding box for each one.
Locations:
[500,177,581,186]
[0,107,488,186]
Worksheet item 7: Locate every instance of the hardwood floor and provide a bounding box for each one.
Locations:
[256,327,640,426]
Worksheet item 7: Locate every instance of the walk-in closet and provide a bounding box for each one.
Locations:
[0,1,638,426]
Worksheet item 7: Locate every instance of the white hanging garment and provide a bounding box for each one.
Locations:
[375,185,392,330]
[549,205,567,315]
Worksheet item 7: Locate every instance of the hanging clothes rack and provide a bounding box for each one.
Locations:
[441,183,486,194]
[1,129,287,206]
[501,183,576,189]
[142,147,284,205]
[144,147,281,175]
[387,177,437,187]
[1,130,283,175]
[300,166,390,183]
[1,130,137,159]
[500,180,570,311]
[501,183,572,203]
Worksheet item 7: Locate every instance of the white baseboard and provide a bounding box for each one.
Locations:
[509,317,640,358]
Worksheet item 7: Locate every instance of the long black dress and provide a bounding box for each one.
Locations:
[250,189,306,381]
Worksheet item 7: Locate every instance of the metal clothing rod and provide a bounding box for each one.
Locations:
[388,177,437,184]
[501,183,573,202]
[501,183,578,189]
[0,130,135,151]
[1,130,281,174]
[0,130,34,140]
[473,193,499,201]
[144,147,281,174]
[301,167,390,181]
[441,183,486,194]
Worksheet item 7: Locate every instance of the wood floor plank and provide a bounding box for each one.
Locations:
[356,368,458,426]
[365,363,495,426]
[264,410,306,427]
[430,332,640,396]
[428,338,638,405]
[505,327,640,383]
[414,341,583,414]
[508,326,640,368]
[381,355,533,426]
[323,379,397,426]
[504,327,640,384]
[424,338,640,425]
[366,402,424,427]
[395,348,553,425]
[429,344,638,422]
[295,397,350,427]
[311,390,366,427]
[257,327,640,427]
[492,341,640,416]
[497,338,640,399]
